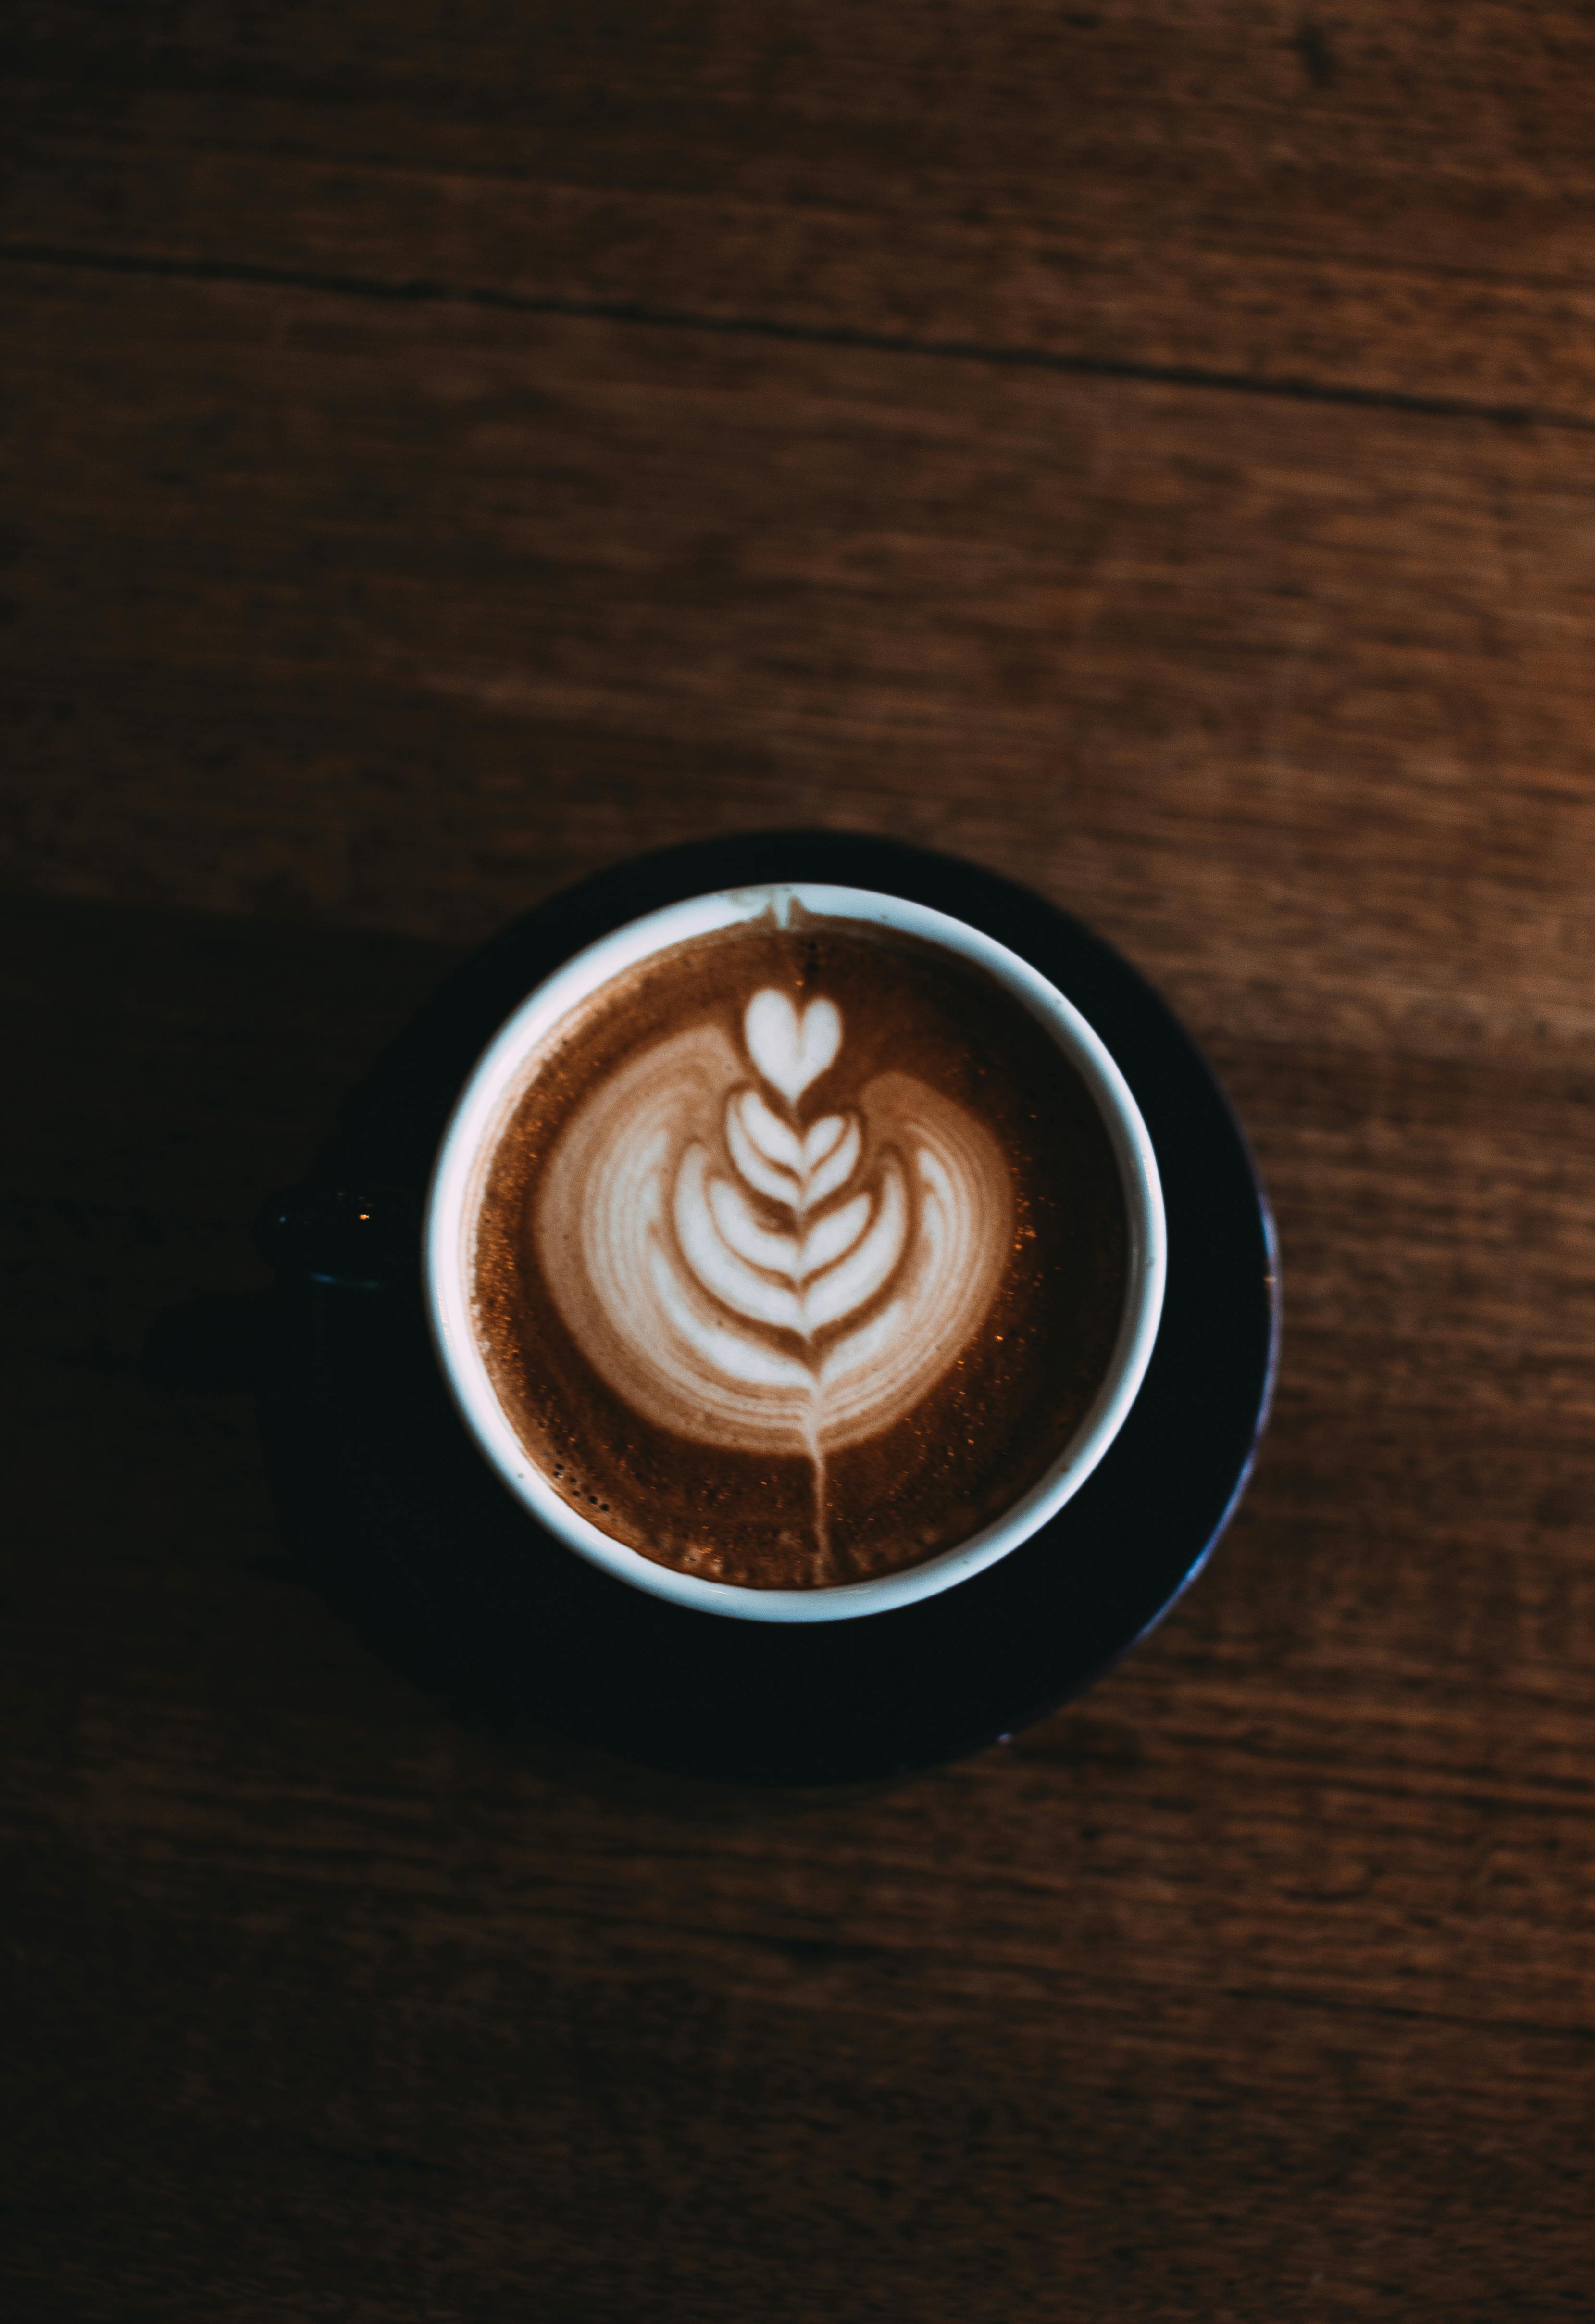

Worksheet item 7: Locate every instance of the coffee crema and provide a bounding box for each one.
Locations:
[471,912,1128,1588]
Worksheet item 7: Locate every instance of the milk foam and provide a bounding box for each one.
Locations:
[536,987,1012,1542]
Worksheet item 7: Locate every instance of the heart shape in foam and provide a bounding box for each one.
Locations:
[744,990,842,1105]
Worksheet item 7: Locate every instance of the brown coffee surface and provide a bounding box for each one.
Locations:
[471,909,1129,1588]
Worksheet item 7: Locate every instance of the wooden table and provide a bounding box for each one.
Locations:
[4,8,1593,2316]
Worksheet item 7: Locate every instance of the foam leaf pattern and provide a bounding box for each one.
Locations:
[533,989,1012,1467]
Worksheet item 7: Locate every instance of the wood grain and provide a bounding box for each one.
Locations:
[4,3,1594,2316]
[9,4,1595,417]
[7,256,1595,1074]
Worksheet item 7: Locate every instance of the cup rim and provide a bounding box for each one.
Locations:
[424,882,1166,1623]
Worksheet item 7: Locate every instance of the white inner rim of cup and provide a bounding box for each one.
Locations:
[425,884,1166,1624]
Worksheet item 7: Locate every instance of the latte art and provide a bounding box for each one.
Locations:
[537,988,1011,1552]
[471,913,1130,1590]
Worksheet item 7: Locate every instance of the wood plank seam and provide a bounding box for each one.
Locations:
[4,236,1587,436]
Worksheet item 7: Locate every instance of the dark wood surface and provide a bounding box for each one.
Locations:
[4,7,1594,2317]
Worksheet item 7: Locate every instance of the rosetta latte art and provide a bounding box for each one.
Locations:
[535,987,1013,1558]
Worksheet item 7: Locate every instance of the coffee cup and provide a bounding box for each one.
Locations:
[425,883,1164,1623]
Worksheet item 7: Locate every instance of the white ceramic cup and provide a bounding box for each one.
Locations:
[426,884,1165,1623]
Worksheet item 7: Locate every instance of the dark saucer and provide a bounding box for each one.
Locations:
[251,834,1279,1785]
